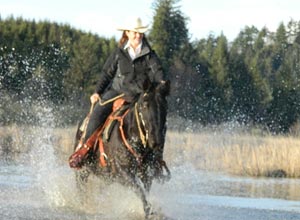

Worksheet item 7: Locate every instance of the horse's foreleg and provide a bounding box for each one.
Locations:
[114,161,153,219]
[138,165,153,193]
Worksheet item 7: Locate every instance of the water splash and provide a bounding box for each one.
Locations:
[2,98,300,219]
[21,103,147,219]
[27,105,71,207]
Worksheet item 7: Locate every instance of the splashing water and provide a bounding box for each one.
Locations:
[19,105,83,215]
[1,103,148,219]
[1,104,300,220]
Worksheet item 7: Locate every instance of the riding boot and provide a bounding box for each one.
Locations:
[69,123,105,169]
[69,143,90,169]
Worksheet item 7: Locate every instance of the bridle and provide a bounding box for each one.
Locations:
[134,96,149,148]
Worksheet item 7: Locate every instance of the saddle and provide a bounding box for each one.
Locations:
[69,98,130,168]
[103,98,129,142]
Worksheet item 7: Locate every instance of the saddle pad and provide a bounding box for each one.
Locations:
[103,104,129,142]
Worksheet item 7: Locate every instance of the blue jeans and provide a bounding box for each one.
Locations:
[83,90,119,143]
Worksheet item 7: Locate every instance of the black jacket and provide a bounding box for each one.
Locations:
[95,39,165,101]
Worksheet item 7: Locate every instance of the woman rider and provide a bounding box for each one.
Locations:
[69,17,167,169]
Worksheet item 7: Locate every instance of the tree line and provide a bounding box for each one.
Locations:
[1,0,300,133]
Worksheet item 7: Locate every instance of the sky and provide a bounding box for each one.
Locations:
[1,0,300,41]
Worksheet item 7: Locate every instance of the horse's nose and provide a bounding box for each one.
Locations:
[147,127,164,149]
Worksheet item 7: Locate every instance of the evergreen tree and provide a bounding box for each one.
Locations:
[249,28,272,113]
[149,0,189,71]
[267,23,300,132]
[229,26,272,123]
[209,34,231,120]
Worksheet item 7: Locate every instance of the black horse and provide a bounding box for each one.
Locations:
[72,80,171,219]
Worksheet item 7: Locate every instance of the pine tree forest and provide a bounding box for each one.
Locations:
[1,0,300,134]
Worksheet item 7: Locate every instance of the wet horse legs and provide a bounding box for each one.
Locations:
[114,160,153,219]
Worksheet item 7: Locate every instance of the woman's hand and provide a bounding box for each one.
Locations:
[90,93,100,104]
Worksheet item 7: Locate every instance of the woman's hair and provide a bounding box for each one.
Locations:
[118,31,128,47]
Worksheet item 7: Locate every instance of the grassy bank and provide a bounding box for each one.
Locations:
[1,125,300,177]
[0,125,76,162]
[165,131,300,177]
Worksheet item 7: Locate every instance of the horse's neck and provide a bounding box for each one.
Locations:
[123,107,139,139]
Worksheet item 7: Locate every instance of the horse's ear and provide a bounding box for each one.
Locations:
[157,80,170,96]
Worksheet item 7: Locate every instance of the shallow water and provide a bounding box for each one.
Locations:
[1,156,300,220]
[1,110,300,220]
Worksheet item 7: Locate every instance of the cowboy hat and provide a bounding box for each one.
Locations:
[117,17,149,33]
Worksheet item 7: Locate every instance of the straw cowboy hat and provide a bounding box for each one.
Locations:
[117,17,149,33]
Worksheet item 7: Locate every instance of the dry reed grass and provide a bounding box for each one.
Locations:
[2,125,300,177]
[0,125,77,162]
[165,131,300,177]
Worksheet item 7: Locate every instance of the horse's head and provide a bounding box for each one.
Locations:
[136,80,170,150]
